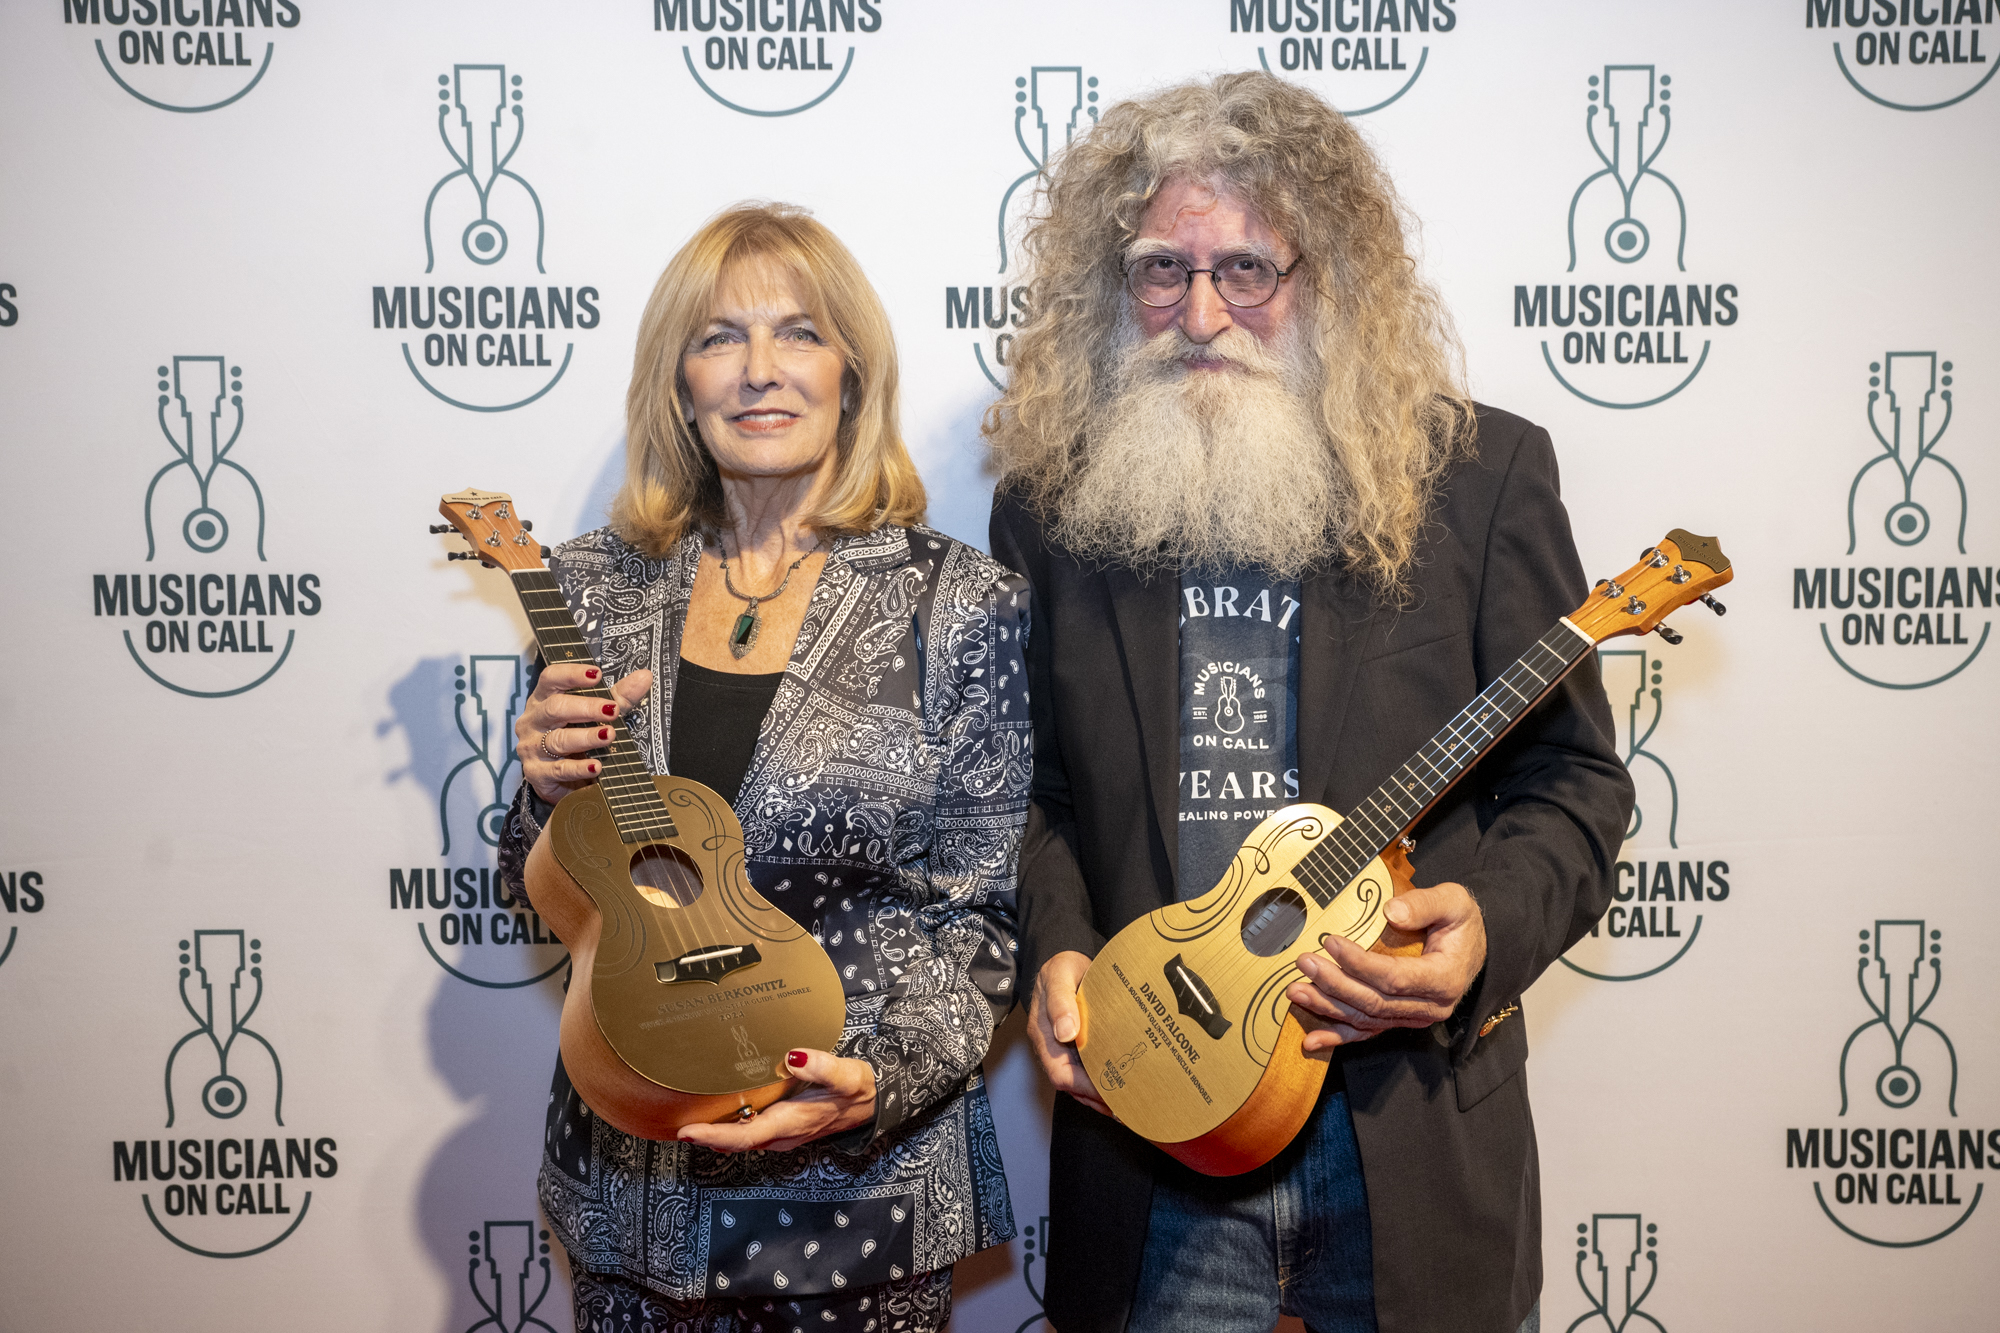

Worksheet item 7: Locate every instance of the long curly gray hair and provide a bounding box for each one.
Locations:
[984,71,1473,596]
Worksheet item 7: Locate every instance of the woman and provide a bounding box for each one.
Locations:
[497,203,1029,1333]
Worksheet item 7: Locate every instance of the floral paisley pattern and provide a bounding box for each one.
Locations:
[499,524,1029,1301]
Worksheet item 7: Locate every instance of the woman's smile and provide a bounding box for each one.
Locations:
[729,409,801,430]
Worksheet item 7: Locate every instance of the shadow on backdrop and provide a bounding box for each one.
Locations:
[572,441,625,547]
[381,654,572,1328]
[921,397,999,555]
[418,963,569,1333]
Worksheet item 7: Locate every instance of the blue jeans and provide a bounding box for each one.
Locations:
[1129,1084,1378,1333]
[1127,1086,1545,1333]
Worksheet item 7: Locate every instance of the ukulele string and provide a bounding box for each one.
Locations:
[506,559,726,965]
[1200,641,1566,1001]
[588,674,729,960]
[596,708,704,958]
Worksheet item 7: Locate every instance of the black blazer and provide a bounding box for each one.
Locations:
[990,405,1634,1333]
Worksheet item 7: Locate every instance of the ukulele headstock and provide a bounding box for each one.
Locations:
[434,488,549,572]
[1569,529,1734,646]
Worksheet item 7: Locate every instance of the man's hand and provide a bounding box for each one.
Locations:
[1028,952,1110,1115]
[1287,882,1488,1054]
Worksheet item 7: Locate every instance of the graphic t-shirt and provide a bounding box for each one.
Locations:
[1176,567,1302,901]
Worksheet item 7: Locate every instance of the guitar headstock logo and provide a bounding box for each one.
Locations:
[91,358,322,699]
[369,65,601,414]
[1782,918,1990,1249]
[1564,1213,1668,1333]
[110,930,339,1259]
[461,1220,556,1333]
[1793,350,1990,691]
[943,65,1104,396]
[1509,63,1743,412]
[1560,648,1732,984]
[381,653,567,992]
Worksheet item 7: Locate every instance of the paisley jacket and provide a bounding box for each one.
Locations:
[498,522,1029,1300]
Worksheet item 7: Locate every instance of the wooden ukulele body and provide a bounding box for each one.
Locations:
[1075,804,1420,1176]
[523,774,847,1141]
[1067,528,1735,1175]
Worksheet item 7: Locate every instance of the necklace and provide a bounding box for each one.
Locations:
[717,535,820,659]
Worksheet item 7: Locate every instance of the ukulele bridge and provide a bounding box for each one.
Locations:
[1165,954,1233,1040]
[656,942,763,985]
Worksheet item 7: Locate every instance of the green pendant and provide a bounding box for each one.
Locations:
[730,608,759,657]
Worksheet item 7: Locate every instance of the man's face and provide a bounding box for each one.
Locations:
[1129,177,1301,361]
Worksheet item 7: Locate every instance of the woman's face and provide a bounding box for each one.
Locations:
[682,257,847,489]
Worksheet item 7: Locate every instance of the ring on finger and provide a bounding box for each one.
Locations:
[538,730,560,762]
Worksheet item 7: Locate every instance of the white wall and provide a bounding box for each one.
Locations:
[2,2,1996,1328]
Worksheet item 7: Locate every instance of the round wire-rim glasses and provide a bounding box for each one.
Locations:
[1124,252,1302,309]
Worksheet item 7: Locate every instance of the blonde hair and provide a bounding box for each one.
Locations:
[984,72,1473,597]
[612,202,925,554]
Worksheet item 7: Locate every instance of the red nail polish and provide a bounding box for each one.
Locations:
[786,1051,809,1068]
[585,668,599,679]
[588,763,599,774]
[602,704,616,716]
[598,728,610,740]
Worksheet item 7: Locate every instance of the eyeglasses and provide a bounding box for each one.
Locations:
[1124,252,1301,309]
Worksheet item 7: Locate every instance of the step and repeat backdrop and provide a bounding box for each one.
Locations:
[2,2,1995,1329]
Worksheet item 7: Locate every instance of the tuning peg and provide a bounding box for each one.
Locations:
[541,546,552,559]
[1699,594,1727,615]
[1652,623,1684,645]
[521,521,533,532]
[429,524,454,534]
[446,551,476,561]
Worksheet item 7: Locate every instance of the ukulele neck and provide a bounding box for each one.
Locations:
[1293,618,1597,905]
[512,568,677,844]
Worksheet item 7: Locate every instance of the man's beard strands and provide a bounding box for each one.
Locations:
[1054,316,1342,577]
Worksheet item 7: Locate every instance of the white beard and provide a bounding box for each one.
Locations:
[1052,312,1341,578]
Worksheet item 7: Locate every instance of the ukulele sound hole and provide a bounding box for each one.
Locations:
[630,844,705,909]
[1240,887,1308,957]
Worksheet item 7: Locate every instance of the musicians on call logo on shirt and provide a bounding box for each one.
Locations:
[1782,918,1992,1247]
[1563,1213,1669,1333]
[1177,574,1302,900]
[1227,0,1462,116]
[943,66,1101,391]
[461,1220,558,1333]
[1805,0,1998,112]
[1792,350,1989,690]
[0,870,47,974]
[369,64,602,414]
[91,356,322,698]
[381,653,567,990]
[1510,64,1743,411]
[111,930,339,1258]
[61,0,300,114]
[1558,649,1731,982]
[650,0,888,117]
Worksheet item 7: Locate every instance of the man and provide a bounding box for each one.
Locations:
[985,74,1633,1333]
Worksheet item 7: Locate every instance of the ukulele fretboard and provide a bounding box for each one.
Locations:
[513,569,677,844]
[1289,619,1595,908]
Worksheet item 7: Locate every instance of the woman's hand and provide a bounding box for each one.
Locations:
[515,663,655,806]
[674,1050,877,1154]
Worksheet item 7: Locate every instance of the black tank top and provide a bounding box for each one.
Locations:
[667,657,783,805]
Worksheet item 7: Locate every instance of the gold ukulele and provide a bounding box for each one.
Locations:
[1075,530,1733,1176]
[438,488,846,1140]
